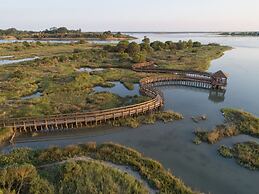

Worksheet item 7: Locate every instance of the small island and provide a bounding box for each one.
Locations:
[0,27,136,41]
[194,108,259,144]
[218,142,259,170]
[220,32,259,37]
[194,108,259,170]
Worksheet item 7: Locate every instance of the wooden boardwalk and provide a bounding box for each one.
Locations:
[0,62,228,133]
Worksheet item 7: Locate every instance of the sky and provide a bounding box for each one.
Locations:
[0,0,259,32]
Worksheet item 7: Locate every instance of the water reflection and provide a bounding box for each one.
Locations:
[94,81,140,97]
[156,85,226,103]
[77,67,104,72]
[208,90,226,103]
[21,92,42,100]
[0,56,39,65]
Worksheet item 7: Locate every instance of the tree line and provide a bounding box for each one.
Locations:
[104,37,203,63]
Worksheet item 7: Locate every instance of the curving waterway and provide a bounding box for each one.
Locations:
[1,33,259,194]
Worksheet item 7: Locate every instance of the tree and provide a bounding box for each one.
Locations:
[57,27,69,34]
[29,176,54,194]
[150,41,165,51]
[165,41,177,50]
[132,52,146,63]
[126,42,140,56]
[187,39,193,48]
[176,40,187,50]
[116,40,129,53]
[119,52,130,62]
[142,36,150,44]
[140,43,152,53]
[103,45,115,52]
[193,41,202,47]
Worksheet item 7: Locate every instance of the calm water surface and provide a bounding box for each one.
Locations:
[2,33,259,194]
[0,56,39,65]
[94,81,140,97]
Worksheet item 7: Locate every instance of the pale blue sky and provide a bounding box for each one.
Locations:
[1,0,259,31]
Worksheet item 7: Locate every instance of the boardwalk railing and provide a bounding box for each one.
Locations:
[0,62,227,133]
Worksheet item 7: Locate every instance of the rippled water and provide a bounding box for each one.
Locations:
[2,33,259,194]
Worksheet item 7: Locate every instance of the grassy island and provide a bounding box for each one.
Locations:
[220,32,259,37]
[0,143,198,194]
[0,27,136,41]
[194,108,259,144]
[218,142,259,170]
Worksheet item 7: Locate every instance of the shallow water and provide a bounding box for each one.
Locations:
[77,67,104,72]
[0,39,74,44]
[0,56,39,65]
[2,33,259,194]
[21,92,42,100]
[94,81,140,97]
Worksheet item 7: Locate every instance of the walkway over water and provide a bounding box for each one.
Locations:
[0,62,227,133]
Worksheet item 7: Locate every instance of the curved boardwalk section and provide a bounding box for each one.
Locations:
[0,62,228,133]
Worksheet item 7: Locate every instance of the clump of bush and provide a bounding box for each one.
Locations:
[194,124,238,144]
[218,142,259,170]
[0,127,14,144]
[194,108,259,144]
[218,145,233,158]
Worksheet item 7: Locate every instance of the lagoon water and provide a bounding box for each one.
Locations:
[2,33,259,194]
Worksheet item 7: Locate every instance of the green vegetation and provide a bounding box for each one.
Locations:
[0,127,13,144]
[222,108,259,137]
[220,32,259,37]
[218,142,259,170]
[218,145,233,158]
[0,143,198,193]
[0,38,228,120]
[110,110,183,128]
[194,108,259,144]
[0,27,135,40]
[105,39,230,71]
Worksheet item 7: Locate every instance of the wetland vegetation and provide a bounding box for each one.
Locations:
[220,32,259,37]
[0,38,229,120]
[0,27,136,41]
[0,142,198,194]
[0,37,230,145]
[218,141,259,170]
[194,108,259,144]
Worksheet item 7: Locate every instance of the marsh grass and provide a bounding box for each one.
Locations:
[0,127,13,144]
[110,111,183,128]
[194,108,259,144]
[218,142,259,170]
[0,142,198,194]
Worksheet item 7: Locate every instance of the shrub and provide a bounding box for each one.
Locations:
[132,52,146,63]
